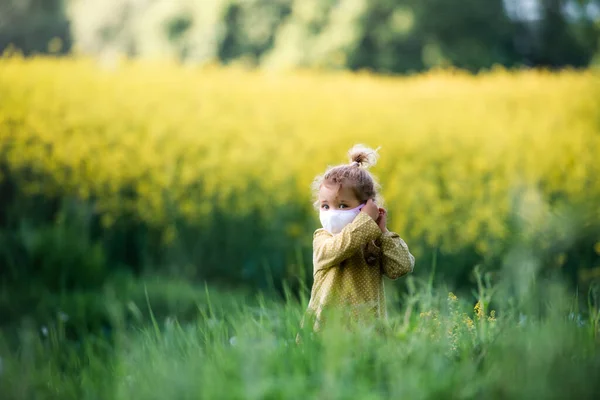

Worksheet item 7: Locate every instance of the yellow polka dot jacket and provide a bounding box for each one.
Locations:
[306,211,415,328]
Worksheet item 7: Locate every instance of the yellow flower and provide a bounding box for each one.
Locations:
[0,55,597,287]
[474,301,484,320]
[463,315,475,331]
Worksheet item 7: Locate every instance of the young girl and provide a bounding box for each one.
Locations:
[304,144,415,331]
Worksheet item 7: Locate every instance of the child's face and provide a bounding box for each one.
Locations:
[318,183,361,211]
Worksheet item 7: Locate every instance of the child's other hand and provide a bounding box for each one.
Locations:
[362,199,379,221]
[376,208,388,233]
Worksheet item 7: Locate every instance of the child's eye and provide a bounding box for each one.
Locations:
[339,204,348,209]
[321,204,329,210]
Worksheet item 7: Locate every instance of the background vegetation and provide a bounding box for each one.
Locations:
[1,0,600,73]
[1,1,599,398]
[2,57,599,298]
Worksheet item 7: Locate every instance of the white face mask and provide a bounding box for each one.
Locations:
[319,204,365,234]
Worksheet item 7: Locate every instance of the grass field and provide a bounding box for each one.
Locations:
[1,271,599,399]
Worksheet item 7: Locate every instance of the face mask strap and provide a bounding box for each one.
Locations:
[354,202,366,212]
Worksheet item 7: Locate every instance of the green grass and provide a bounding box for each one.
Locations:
[1,270,599,400]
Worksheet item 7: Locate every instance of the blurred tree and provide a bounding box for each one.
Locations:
[0,0,71,55]
[531,0,599,68]
[218,0,293,66]
[68,0,154,59]
[346,0,425,73]
[266,0,519,73]
[263,0,367,70]
[67,0,293,65]
[412,0,520,71]
[2,0,599,72]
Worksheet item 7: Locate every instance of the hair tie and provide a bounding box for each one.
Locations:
[352,161,360,167]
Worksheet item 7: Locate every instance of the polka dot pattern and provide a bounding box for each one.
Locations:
[305,211,415,327]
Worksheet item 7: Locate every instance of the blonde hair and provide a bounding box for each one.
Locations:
[311,144,384,209]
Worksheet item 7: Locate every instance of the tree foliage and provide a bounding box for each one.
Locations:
[1,0,598,73]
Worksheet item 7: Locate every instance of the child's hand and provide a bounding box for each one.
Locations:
[376,208,388,233]
[362,199,380,221]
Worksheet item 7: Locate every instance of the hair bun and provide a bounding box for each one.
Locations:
[348,144,380,169]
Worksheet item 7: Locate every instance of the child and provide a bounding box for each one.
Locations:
[304,144,415,331]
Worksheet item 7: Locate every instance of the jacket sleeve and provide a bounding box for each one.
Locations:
[379,232,415,280]
[313,211,381,273]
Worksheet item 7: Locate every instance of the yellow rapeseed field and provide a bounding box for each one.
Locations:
[1,54,599,264]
